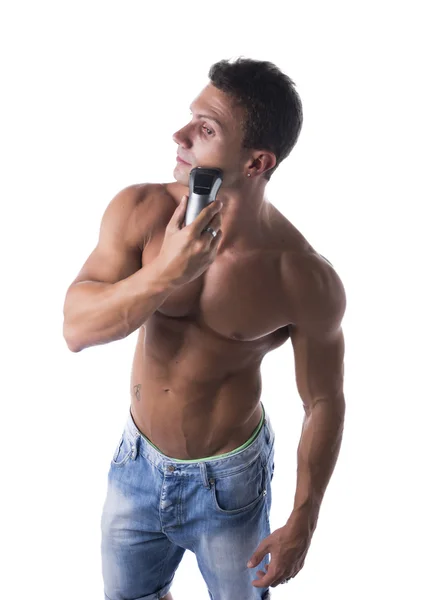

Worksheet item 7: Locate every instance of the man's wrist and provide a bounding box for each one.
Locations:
[286,502,320,535]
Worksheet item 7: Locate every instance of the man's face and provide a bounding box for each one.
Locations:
[172,83,248,188]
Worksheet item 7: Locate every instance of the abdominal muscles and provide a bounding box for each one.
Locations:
[128,313,276,459]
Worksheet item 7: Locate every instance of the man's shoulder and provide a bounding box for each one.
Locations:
[132,181,183,212]
[122,182,178,245]
[128,183,177,229]
[124,182,168,206]
[281,248,337,280]
[280,248,346,327]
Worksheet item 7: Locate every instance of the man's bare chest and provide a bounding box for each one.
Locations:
[142,227,291,344]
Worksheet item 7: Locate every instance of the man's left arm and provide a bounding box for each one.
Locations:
[285,252,347,536]
[248,252,347,587]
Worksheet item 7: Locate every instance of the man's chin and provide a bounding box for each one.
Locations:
[173,165,191,185]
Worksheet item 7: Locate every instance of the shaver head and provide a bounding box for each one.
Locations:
[188,167,223,200]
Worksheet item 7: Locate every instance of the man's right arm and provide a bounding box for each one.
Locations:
[62,184,176,353]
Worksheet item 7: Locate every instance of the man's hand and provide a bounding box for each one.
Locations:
[247,521,312,588]
[156,195,223,287]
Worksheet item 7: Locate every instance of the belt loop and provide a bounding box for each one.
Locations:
[130,434,138,460]
[199,462,212,488]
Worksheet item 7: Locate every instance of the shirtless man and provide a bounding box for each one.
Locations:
[63,58,346,600]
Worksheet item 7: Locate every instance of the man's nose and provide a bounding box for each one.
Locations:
[173,125,191,146]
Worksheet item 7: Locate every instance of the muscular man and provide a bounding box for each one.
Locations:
[63,58,346,600]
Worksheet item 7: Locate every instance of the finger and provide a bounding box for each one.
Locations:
[208,229,223,250]
[169,195,188,229]
[272,578,289,588]
[252,574,277,589]
[200,213,221,244]
[191,200,222,236]
[251,565,277,588]
[202,228,221,253]
[255,564,269,579]
[270,573,293,588]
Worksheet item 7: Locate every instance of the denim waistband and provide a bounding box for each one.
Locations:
[123,402,275,477]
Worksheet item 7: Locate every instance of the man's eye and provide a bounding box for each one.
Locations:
[202,125,214,136]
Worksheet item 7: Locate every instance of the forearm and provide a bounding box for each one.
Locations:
[287,397,345,534]
[63,259,176,352]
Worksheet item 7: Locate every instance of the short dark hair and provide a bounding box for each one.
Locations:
[208,57,303,181]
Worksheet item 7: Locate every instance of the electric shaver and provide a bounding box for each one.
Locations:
[184,167,223,226]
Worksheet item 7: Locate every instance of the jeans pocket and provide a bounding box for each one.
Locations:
[211,455,267,515]
[111,430,133,467]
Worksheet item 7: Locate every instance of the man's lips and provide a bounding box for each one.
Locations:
[177,155,191,165]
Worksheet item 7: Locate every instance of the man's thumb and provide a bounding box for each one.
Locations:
[172,195,187,227]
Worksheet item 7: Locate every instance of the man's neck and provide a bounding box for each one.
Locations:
[216,181,269,251]
[167,179,270,251]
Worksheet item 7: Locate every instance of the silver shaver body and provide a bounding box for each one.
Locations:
[184,167,223,227]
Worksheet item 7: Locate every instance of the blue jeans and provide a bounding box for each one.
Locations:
[101,403,275,600]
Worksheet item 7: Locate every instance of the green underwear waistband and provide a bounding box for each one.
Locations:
[141,402,265,463]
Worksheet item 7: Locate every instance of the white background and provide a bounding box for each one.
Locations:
[1,1,421,598]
